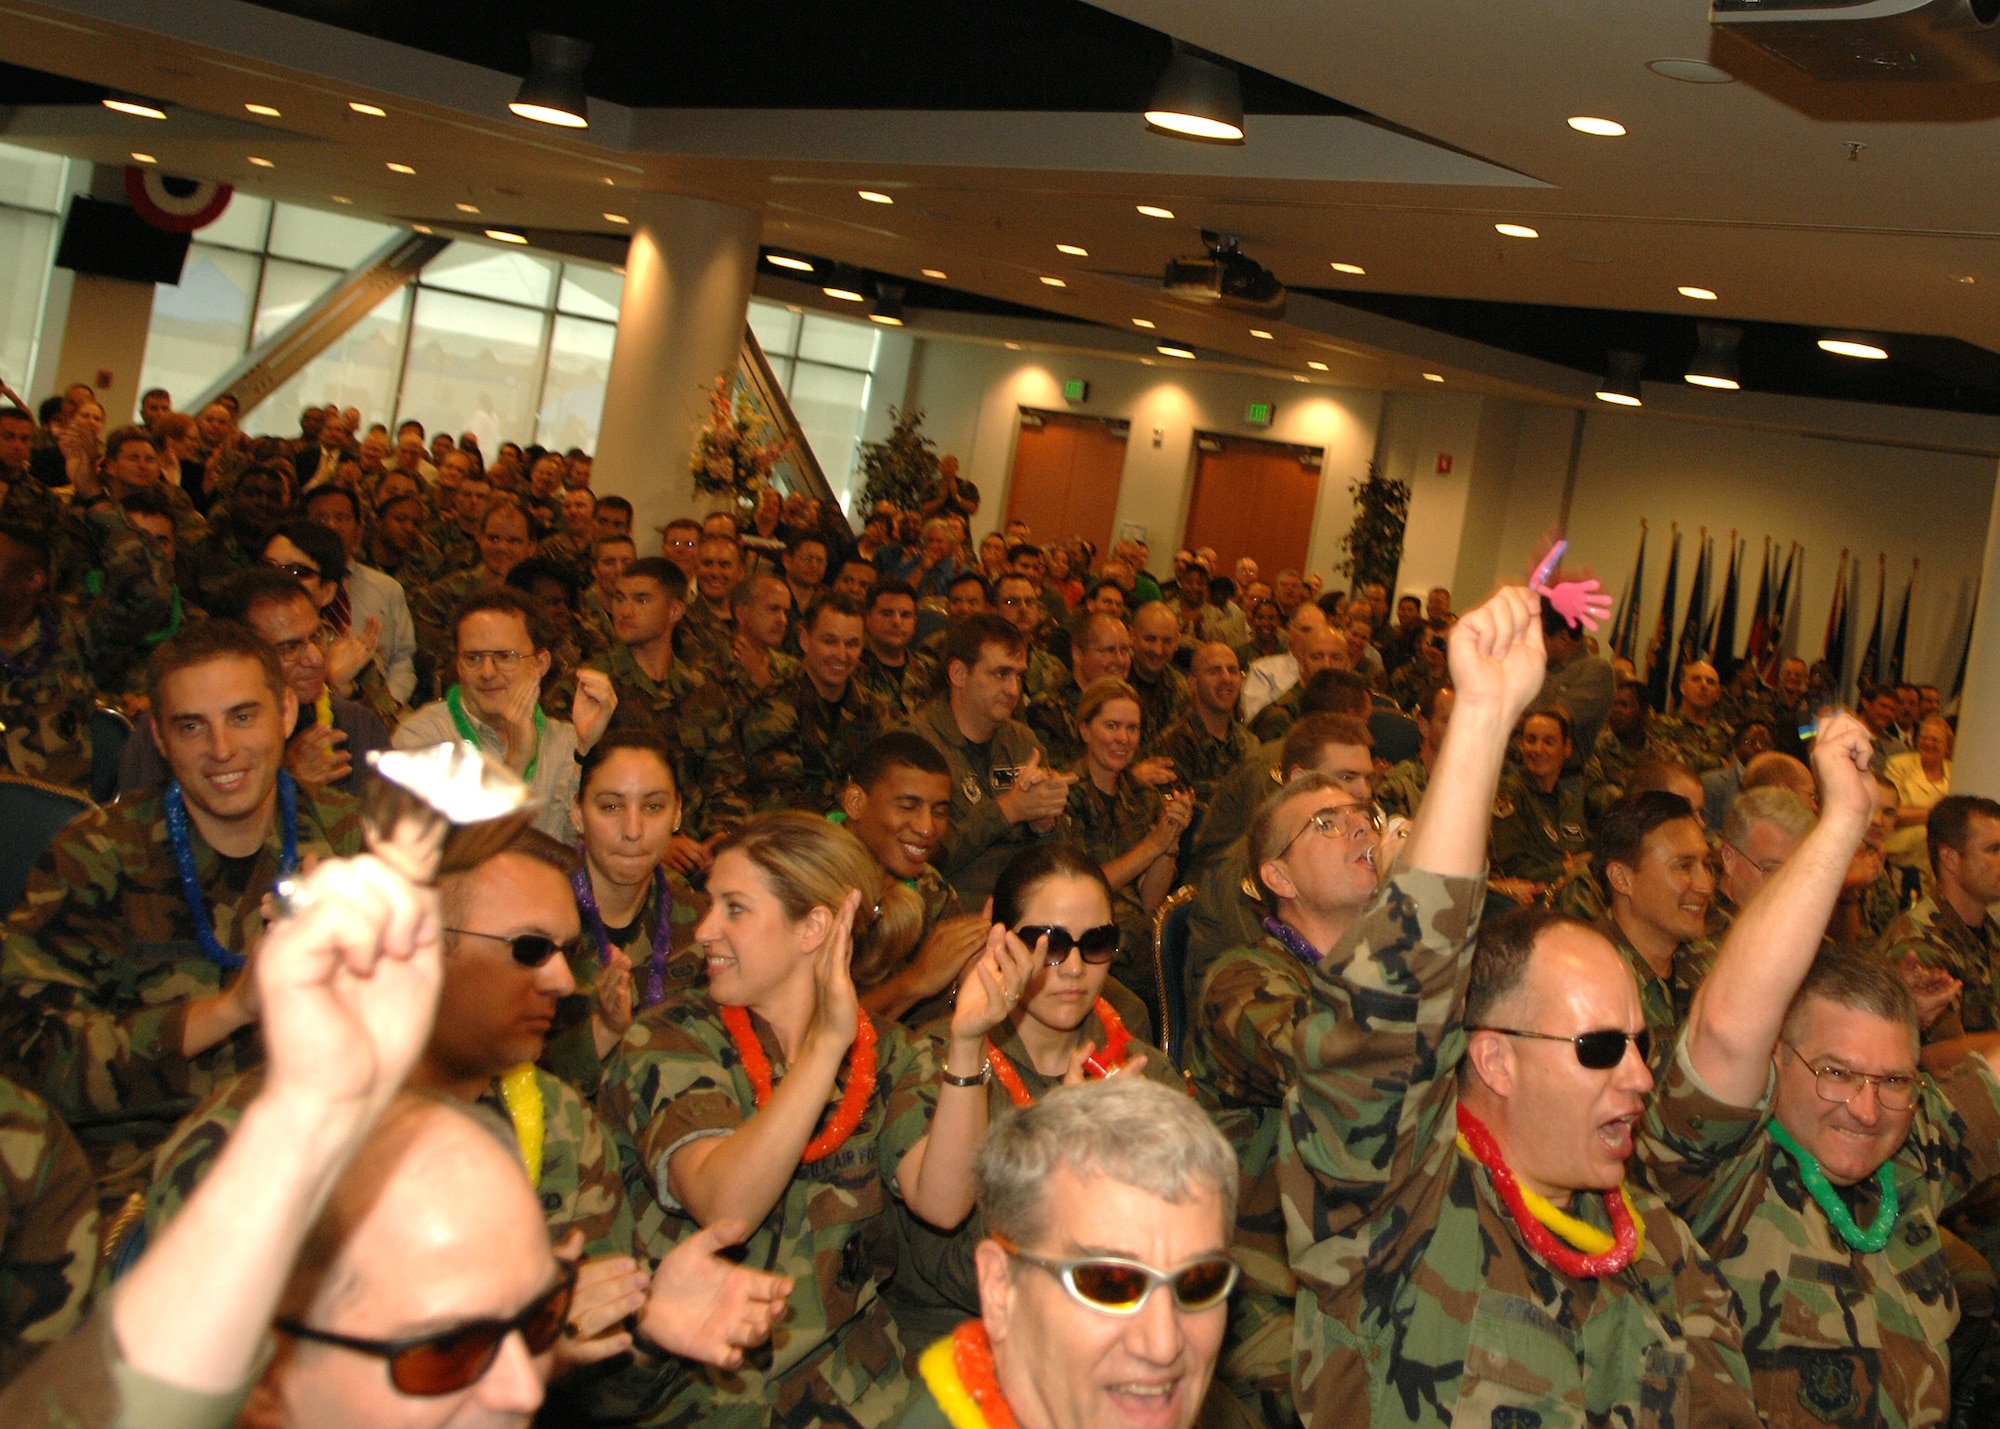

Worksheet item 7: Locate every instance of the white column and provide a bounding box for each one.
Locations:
[1950,461,2000,797]
[592,193,761,544]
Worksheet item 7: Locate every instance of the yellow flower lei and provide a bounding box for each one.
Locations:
[499,1063,544,1190]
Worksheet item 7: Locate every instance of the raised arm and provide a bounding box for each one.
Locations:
[1683,711,1875,1107]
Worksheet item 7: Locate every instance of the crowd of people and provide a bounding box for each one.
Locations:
[0,383,1997,1429]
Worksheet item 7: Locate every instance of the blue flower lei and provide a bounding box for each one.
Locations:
[164,770,299,971]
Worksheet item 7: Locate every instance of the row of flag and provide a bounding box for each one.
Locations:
[1603,521,1970,709]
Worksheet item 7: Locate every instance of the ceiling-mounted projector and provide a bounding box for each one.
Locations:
[1163,231,1285,317]
[1712,0,2000,82]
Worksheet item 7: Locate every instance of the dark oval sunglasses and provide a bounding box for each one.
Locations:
[444,927,577,968]
[275,1260,575,1397]
[1473,1025,1651,1070]
[1015,923,1120,965]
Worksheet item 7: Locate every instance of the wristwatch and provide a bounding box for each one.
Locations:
[941,1059,991,1088]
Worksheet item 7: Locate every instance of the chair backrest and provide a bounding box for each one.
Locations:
[0,774,93,916]
[89,705,133,806]
[1151,884,1198,1070]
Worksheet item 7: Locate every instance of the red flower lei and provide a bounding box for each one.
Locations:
[949,1321,1018,1429]
[721,1005,877,1164]
[986,998,1132,1108]
[1455,1103,1641,1278]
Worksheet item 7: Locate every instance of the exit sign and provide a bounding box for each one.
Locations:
[1244,401,1273,426]
[1063,379,1089,402]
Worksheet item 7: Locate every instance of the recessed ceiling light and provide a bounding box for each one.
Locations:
[1157,343,1196,359]
[247,156,274,168]
[1132,318,1156,329]
[1678,286,1719,301]
[870,313,904,326]
[1495,223,1540,239]
[1040,276,1066,287]
[130,152,157,164]
[1567,116,1626,136]
[824,286,865,302]
[602,177,615,185]
[1819,337,1888,360]
[349,101,387,117]
[768,255,813,272]
[1647,57,1734,84]
[1056,243,1088,256]
[1685,374,1740,390]
[245,103,281,117]
[387,162,415,174]
[1330,262,1366,275]
[485,229,527,244]
[1423,372,1445,382]
[1250,329,1273,339]
[1293,374,1308,382]
[332,195,353,204]
[603,212,629,224]
[411,223,431,232]
[921,268,947,279]
[1005,342,1022,350]
[1955,274,1978,285]
[858,190,894,204]
[455,202,480,213]
[103,98,167,120]
[1307,360,1329,371]
[1136,205,1175,219]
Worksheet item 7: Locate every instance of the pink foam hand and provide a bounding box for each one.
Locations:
[1526,538,1613,632]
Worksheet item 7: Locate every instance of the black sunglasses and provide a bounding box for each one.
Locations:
[1473,1026,1651,1070]
[444,927,576,968]
[1016,924,1121,965]
[276,1261,575,1397]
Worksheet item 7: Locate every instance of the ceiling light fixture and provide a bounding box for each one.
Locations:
[130,152,157,164]
[349,101,387,117]
[1423,372,1445,382]
[332,195,353,204]
[603,212,629,224]
[921,268,948,279]
[1132,318,1156,329]
[245,103,281,117]
[1250,329,1273,339]
[1678,285,1718,301]
[1040,276,1066,287]
[1307,360,1329,371]
[1056,243,1088,256]
[1495,223,1540,239]
[1819,335,1888,360]
[509,33,591,128]
[1157,343,1197,359]
[1137,205,1175,219]
[247,156,274,168]
[824,286,866,302]
[767,254,814,272]
[1685,323,1742,390]
[1595,350,1645,406]
[455,202,480,213]
[485,229,527,244]
[1566,116,1626,136]
[858,190,894,204]
[1293,374,1309,382]
[1005,342,1023,350]
[1330,262,1366,275]
[387,162,415,174]
[1144,45,1245,143]
[411,223,432,233]
[103,97,167,120]
[870,282,907,327]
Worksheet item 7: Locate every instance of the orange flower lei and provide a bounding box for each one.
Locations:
[917,1321,1017,1429]
[721,1005,877,1164]
[986,998,1131,1109]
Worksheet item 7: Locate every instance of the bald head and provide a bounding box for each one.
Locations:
[1286,603,1329,659]
[1131,602,1179,678]
[1741,751,1815,805]
[1296,627,1351,679]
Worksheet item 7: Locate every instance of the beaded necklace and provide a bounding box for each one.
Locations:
[572,864,672,1008]
[1263,917,1324,969]
[445,684,543,782]
[1455,1103,1644,1277]
[721,1006,876,1163]
[986,998,1132,1108]
[917,1321,1017,1429]
[164,771,299,972]
[1769,1119,1899,1253]
[0,604,56,679]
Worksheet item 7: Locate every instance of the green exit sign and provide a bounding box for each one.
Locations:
[1063,379,1090,402]
[1245,401,1273,426]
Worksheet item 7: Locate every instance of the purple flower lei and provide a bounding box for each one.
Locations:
[1262,916,1325,969]
[572,864,672,1008]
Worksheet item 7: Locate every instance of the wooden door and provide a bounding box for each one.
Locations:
[1006,410,1128,555]
[1181,434,1321,580]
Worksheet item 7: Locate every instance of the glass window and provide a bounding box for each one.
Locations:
[0,143,67,213]
[537,315,615,456]
[748,300,801,359]
[267,203,400,269]
[244,286,411,438]
[138,244,262,414]
[556,265,623,320]
[788,362,871,500]
[251,258,342,345]
[421,241,558,309]
[397,288,548,459]
[797,313,878,370]
[0,208,57,394]
[195,194,272,253]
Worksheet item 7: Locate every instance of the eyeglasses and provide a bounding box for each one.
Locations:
[275,1260,574,1397]
[271,624,334,662]
[1784,1041,1919,1111]
[1279,803,1381,859]
[265,559,321,582]
[993,1235,1237,1316]
[1474,1026,1652,1070]
[457,649,529,674]
[443,927,576,968]
[1722,840,1786,878]
[1015,924,1121,965]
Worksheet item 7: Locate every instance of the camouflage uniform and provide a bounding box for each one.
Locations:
[177,522,265,610]
[580,584,617,650]
[705,647,799,711]
[1247,682,1307,744]
[1020,672,1086,769]
[1647,713,1736,775]
[1129,664,1190,756]
[673,600,735,677]
[544,869,710,1098]
[1858,865,1906,949]
[145,1063,631,1259]
[1187,933,1312,1426]
[1062,766,1167,1016]
[1156,714,1260,811]
[1641,1038,2000,1429]
[0,783,361,1207]
[0,1075,98,1385]
[595,994,940,1427]
[1385,656,1446,716]
[1280,868,1762,1429]
[1583,726,1648,822]
[1601,919,1716,1072]
[1878,896,2000,1044]
[1488,770,1591,888]
[902,697,1048,906]
[740,670,888,816]
[853,649,935,722]
[586,643,751,841]
[1193,744,1284,872]
[1374,756,1430,821]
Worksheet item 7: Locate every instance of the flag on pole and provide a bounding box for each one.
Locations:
[1610,521,1648,664]
[1822,549,1850,690]
[1645,525,1682,713]
[1742,537,1774,674]
[1759,543,1799,682]
[1887,559,1917,687]
[1708,533,1741,678]
[1672,531,1711,694]
[1859,553,1886,690]
[1952,581,1979,702]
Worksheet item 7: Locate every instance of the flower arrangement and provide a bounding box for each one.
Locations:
[689,375,788,501]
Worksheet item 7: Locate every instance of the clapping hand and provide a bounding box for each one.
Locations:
[1897,950,1962,1032]
[947,921,1036,1043]
[572,668,616,750]
[639,1219,793,1370]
